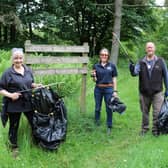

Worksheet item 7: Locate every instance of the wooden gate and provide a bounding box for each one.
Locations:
[24,40,89,113]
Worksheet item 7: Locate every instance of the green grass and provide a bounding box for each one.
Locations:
[0,63,168,168]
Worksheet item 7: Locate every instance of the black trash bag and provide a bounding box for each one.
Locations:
[31,87,67,150]
[108,96,126,114]
[158,98,168,134]
[1,97,8,128]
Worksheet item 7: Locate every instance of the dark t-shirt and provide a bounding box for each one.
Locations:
[0,65,34,112]
[93,62,118,84]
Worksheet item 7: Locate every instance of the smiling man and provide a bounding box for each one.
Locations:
[129,42,168,136]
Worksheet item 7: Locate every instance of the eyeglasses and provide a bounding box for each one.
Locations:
[100,54,108,57]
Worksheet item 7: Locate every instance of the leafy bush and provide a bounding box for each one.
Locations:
[0,50,11,76]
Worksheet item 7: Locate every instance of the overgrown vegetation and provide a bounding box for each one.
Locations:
[0,50,168,168]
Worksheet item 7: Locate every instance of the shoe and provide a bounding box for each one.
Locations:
[107,127,112,135]
[152,131,160,137]
[12,147,19,159]
[6,140,18,150]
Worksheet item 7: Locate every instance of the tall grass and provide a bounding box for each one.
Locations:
[0,50,168,168]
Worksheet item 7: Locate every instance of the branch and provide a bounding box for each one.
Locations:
[94,3,168,8]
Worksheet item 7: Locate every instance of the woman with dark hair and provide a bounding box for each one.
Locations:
[91,48,118,134]
[0,48,41,157]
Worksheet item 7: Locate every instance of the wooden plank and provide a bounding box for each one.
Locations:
[25,43,89,53]
[32,68,88,75]
[25,56,89,64]
[80,52,88,113]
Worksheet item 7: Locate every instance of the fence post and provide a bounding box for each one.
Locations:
[24,40,31,50]
[80,42,89,113]
[24,40,31,63]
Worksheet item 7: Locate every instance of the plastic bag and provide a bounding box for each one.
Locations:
[158,98,168,134]
[0,97,8,128]
[108,96,126,114]
[32,87,67,150]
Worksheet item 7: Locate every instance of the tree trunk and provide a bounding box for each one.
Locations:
[110,0,123,65]
[28,22,33,40]
[0,24,1,42]
[26,1,33,40]
[4,26,8,43]
[10,24,16,43]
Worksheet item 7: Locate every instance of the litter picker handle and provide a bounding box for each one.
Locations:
[18,82,64,93]
[112,32,134,64]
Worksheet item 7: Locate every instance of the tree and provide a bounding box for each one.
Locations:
[18,0,42,40]
[0,0,20,44]
[0,0,162,55]
[154,9,168,58]
[52,0,114,54]
[110,0,123,65]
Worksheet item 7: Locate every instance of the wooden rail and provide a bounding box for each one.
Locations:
[24,40,89,113]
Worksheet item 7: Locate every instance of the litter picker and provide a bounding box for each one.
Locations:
[112,32,134,64]
[18,82,64,93]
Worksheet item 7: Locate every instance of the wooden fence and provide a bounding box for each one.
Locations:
[24,40,89,113]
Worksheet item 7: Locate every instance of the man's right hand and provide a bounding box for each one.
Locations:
[129,63,136,76]
[165,90,168,98]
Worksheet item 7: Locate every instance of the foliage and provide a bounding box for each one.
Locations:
[34,74,82,98]
[127,8,168,61]
[0,50,11,76]
[154,9,168,59]
[122,0,158,41]
[1,0,165,57]
[1,60,168,167]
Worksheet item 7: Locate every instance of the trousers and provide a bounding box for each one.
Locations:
[140,92,164,133]
[94,86,113,127]
[8,111,34,148]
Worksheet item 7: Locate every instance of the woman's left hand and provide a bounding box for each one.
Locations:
[113,91,118,97]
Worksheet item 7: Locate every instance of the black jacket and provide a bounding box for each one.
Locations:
[139,58,164,96]
[0,65,34,112]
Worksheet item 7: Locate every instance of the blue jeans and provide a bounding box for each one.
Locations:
[94,86,113,127]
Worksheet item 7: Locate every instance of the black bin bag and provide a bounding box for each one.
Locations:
[1,97,8,128]
[108,96,126,114]
[158,98,168,134]
[31,87,67,150]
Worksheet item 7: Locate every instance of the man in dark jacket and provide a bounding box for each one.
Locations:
[129,42,168,136]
